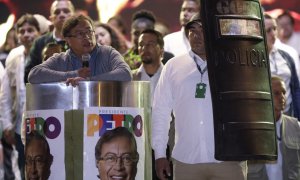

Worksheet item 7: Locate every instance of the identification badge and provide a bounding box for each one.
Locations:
[195,83,206,98]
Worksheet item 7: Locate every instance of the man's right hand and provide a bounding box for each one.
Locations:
[155,158,171,180]
[77,67,91,78]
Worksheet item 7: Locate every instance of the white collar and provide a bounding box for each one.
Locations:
[137,63,164,77]
[189,50,206,66]
[52,29,63,41]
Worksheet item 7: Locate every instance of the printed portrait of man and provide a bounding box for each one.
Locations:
[95,127,139,180]
[25,130,53,180]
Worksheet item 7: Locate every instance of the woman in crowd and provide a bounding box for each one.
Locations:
[0,28,18,67]
[94,22,128,54]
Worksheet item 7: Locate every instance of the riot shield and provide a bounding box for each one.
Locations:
[201,0,277,161]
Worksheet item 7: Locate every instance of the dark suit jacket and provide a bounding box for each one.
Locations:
[162,51,174,64]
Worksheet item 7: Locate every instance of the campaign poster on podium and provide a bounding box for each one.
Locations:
[83,107,145,180]
[24,109,65,180]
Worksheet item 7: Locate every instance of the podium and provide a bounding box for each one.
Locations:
[25,81,151,180]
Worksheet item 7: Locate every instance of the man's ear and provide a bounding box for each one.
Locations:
[96,161,101,179]
[64,37,70,46]
[95,159,99,168]
[160,48,164,59]
[46,154,54,179]
[49,15,54,23]
[49,154,54,166]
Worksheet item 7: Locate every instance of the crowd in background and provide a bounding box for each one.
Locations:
[0,0,299,179]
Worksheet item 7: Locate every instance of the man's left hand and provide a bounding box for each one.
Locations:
[66,77,85,87]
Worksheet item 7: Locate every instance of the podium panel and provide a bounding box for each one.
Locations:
[25,81,151,180]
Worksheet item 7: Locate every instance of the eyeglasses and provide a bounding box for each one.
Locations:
[67,29,95,39]
[138,41,158,49]
[25,156,46,167]
[99,153,138,166]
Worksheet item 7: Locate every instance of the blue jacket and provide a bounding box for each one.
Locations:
[278,49,300,121]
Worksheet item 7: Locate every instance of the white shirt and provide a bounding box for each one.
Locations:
[266,118,283,180]
[284,31,300,56]
[163,27,190,57]
[152,51,217,164]
[269,48,292,114]
[133,63,163,103]
[0,45,26,134]
[0,63,4,134]
[275,39,300,81]
[52,29,64,42]
[0,62,4,80]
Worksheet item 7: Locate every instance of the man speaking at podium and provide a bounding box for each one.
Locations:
[28,14,132,86]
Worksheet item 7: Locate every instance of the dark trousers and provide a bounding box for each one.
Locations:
[2,137,16,180]
[1,133,24,180]
[15,133,25,180]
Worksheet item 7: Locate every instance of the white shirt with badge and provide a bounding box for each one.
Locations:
[152,50,217,164]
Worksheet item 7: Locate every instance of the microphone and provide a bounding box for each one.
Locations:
[82,54,90,68]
